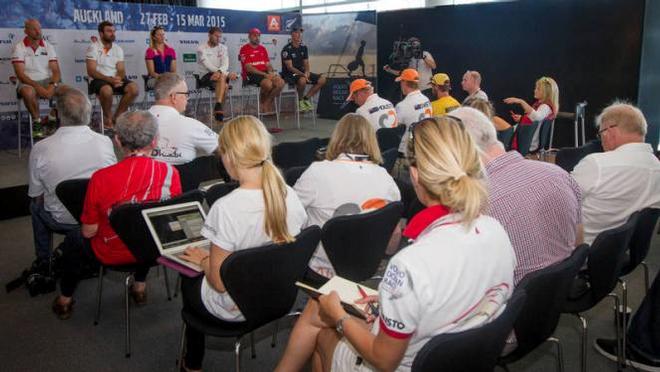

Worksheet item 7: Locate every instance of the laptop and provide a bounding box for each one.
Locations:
[142,202,210,272]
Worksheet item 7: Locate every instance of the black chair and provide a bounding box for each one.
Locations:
[412,289,527,372]
[497,127,514,150]
[377,125,406,152]
[284,165,309,187]
[538,119,555,151]
[619,208,660,293]
[176,226,321,372]
[561,212,640,372]
[381,147,399,173]
[103,190,205,357]
[204,181,240,206]
[499,244,590,372]
[514,121,539,156]
[554,140,603,172]
[272,138,321,170]
[55,178,90,224]
[174,155,229,193]
[319,201,403,284]
[318,137,330,147]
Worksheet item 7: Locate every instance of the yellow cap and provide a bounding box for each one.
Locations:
[429,73,451,86]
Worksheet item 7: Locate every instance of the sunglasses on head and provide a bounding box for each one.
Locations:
[407,115,464,163]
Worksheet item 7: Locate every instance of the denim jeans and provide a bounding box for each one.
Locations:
[627,269,660,361]
[30,199,78,261]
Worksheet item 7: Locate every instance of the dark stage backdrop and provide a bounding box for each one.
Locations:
[377,0,645,148]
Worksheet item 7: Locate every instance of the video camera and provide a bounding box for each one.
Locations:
[389,37,423,69]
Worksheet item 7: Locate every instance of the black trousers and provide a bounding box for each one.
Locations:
[628,268,660,361]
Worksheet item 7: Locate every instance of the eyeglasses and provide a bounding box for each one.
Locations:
[407,115,464,164]
[597,124,618,138]
[172,91,190,97]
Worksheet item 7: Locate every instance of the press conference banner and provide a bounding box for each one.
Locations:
[0,0,301,147]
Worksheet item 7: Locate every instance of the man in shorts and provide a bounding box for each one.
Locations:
[238,28,284,114]
[280,27,326,112]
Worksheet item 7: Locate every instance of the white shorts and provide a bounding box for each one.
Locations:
[331,338,375,372]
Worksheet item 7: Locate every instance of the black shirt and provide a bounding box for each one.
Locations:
[281,42,308,77]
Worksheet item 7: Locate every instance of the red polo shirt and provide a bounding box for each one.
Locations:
[239,43,270,80]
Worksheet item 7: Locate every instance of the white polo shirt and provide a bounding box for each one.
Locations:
[396,90,432,153]
[356,94,398,131]
[293,156,401,277]
[148,105,219,165]
[199,186,308,321]
[463,89,489,103]
[86,41,124,77]
[571,142,660,244]
[372,212,516,371]
[11,37,58,81]
[197,42,229,75]
[28,126,117,224]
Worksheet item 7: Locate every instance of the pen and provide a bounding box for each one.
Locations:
[356,284,379,316]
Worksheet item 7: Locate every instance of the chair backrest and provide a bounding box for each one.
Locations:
[318,137,330,148]
[585,212,640,303]
[554,140,603,172]
[284,166,309,187]
[515,121,540,156]
[621,208,660,276]
[381,148,399,173]
[174,155,229,193]
[501,244,590,362]
[108,190,205,263]
[204,182,239,207]
[272,138,321,170]
[221,226,321,329]
[321,201,403,281]
[538,119,554,150]
[377,125,405,152]
[497,127,514,150]
[412,289,527,372]
[55,178,90,224]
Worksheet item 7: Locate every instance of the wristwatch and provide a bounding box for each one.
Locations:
[336,314,351,335]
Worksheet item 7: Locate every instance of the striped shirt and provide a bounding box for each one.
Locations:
[485,151,582,284]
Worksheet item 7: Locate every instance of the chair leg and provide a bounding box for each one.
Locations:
[17,100,22,158]
[250,332,256,359]
[174,275,181,298]
[177,322,187,370]
[271,320,279,347]
[572,313,588,372]
[94,266,105,325]
[547,337,565,372]
[163,267,172,301]
[641,261,650,293]
[608,293,623,369]
[125,274,132,358]
[619,279,628,368]
[234,337,242,372]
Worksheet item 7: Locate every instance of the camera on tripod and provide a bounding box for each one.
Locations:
[390,37,423,69]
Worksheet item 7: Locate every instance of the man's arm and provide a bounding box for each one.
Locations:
[245,63,268,76]
[13,62,43,90]
[86,59,112,82]
[303,59,311,77]
[116,61,127,80]
[284,60,305,76]
[423,52,436,70]
[82,224,99,238]
[49,60,61,84]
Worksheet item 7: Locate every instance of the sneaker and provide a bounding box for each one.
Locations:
[594,338,660,372]
[299,99,313,112]
[129,285,148,306]
[214,102,224,122]
[32,119,45,138]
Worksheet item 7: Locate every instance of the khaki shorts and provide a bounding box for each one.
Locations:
[16,78,51,96]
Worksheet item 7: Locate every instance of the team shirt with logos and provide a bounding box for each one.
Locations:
[85,41,124,77]
[356,94,399,131]
[196,42,229,75]
[199,187,308,321]
[280,42,308,78]
[396,90,432,153]
[11,38,58,81]
[148,105,218,165]
[238,44,270,80]
[293,156,401,277]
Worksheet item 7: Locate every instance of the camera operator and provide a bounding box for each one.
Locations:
[383,37,436,100]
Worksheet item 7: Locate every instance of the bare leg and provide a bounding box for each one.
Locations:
[215,75,227,103]
[305,76,326,100]
[314,328,342,372]
[267,76,285,110]
[114,82,138,122]
[259,78,274,113]
[20,86,40,121]
[296,76,307,98]
[98,85,114,128]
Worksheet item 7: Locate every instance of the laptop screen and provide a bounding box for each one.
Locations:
[145,204,206,250]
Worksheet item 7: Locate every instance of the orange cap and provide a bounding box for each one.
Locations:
[346,79,372,101]
[395,68,420,82]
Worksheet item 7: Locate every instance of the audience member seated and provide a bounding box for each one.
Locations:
[275,116,516,372]
[144,26,177,89]
[348,79,398,131]
[28,86,116,268]
[452,107,582,285]
[293,113,401,278]
[177,115,307,371]
[461,70,488,103]
[149,73,218,165]
[239,28,284,114]
[571,102,660,244]
[504,76,558,152]
[463,96,511,131]
[85,21,139,129]
[51,111,182,320]
[428,73,459,115]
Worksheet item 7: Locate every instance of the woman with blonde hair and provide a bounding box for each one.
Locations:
[179,115,308,371]
[504,76,559,151]
[144,25,177,89]
[294,113,400,279]
[276,116,516,372]
[463,96,512,132]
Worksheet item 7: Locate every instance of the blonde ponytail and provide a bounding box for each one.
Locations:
[261,160,295,243]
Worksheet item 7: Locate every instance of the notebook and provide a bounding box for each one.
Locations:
[296,276,378,320]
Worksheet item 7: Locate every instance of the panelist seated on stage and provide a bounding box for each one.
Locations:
[86,21,139,129]
[239,28,284,114]
[196,26,238,122]
[144,25,177,90]
[346,79,398,131]
[148,73,218,165]
[11,18,62,137]
[280,27,326,112]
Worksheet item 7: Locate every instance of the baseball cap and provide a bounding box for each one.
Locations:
[291,27,304,33]
[346,79,372,101]
[395,68,420,82]
[248,28,261,35]
[429,73,451,86]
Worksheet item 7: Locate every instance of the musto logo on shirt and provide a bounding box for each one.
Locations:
[382,314,406,330]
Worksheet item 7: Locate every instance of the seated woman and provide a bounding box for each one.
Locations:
[463,96,511,131]
[504,76,559,152]
[294,113,401,279]
[275,116,517,372]
[145,26,177,89]
[178,115,308,371]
